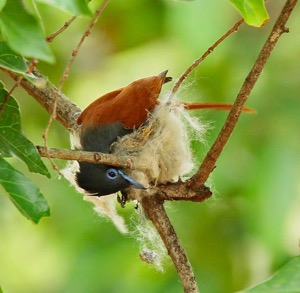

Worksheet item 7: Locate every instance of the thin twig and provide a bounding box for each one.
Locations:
[169,19,244,99]
[188,0,298,188]
[36,146,132,168]
[46,15,78,42]
[46,0,94,42]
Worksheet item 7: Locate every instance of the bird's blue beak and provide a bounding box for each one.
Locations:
[118,170,147,190]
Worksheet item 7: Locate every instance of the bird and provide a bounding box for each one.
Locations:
[75,70,172,196]
[74,70,254,197]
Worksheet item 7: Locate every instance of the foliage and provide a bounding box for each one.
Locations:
[0,0,91,63]
[0,42,39,82]
[229,0,269,26]
[0,0,54,62]
[0,82,50,222]
[244,257,300,292]
[0,0,299,293]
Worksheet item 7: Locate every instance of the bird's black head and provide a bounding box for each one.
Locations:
[76,162,145,196]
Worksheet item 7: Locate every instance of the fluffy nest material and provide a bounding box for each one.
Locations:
[112,102,197,200]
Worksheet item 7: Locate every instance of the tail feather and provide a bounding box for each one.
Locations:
[181,102,255,113]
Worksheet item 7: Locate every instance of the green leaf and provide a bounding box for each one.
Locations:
[0,83,50,177]
[0,0,55,63]
[35,0,91,16]
[0,157,50,223]
[0,41,42,83]
[244,256,300,292]
[229,0,269,27]
[0,41,27,73]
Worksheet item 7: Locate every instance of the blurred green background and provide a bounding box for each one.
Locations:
[0,0,299,292]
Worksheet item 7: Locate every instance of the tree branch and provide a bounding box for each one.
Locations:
[158,182,212,202]
[141,195,199,293]
[2,68,81,131]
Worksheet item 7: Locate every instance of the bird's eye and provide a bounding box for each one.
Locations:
[106,168,118,180]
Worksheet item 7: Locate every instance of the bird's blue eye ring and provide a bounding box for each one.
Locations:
[106,168,118,180]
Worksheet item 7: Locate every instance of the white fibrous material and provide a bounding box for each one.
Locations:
[132,208,168,272]
[112,99,206,200]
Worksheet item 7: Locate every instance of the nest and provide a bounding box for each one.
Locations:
[111,102,197,200]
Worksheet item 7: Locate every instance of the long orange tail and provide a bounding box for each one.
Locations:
[181,102,255,113]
